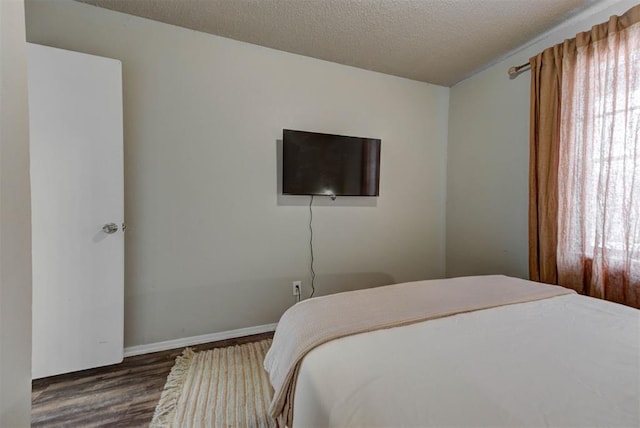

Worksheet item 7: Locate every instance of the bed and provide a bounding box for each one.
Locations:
[264,275,640,427]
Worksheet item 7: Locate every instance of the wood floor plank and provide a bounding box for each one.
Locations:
[32,332,274,427]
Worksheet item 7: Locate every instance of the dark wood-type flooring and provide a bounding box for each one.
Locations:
[32,332,274,427]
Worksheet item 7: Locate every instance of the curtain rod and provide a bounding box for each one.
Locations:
[508,62,531,77]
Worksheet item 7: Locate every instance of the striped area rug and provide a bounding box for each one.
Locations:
[150,339,276,428]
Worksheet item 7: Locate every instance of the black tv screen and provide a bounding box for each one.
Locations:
[282,129,381,197]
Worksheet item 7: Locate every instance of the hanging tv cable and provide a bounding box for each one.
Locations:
[309,195,316,298]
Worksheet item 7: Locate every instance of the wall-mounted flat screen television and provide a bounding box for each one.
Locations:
[282,129,381,197]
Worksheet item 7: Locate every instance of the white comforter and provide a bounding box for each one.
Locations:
[292,293,640,427]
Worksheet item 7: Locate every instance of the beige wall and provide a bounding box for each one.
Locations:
[25,0,449,347]
[0,0,32,425]
[446,0,639,279]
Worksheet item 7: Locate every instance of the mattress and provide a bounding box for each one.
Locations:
[292,292,640,427]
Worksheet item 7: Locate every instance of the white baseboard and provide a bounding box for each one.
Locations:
[123,323,277,357]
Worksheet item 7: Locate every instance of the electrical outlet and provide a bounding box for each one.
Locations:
[292,280,302,296]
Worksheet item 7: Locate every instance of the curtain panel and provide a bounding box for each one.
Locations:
[529,5,640,308]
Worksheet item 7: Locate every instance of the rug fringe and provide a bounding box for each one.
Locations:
[150,347,195,427]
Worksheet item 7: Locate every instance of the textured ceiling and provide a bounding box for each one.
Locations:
[76,0,594,86]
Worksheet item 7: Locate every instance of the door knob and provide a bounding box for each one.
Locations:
[102,223,118,234]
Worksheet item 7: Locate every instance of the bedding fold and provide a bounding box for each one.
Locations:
[263,275,574,427]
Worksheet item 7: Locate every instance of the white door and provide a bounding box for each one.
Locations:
[28,43,124,379]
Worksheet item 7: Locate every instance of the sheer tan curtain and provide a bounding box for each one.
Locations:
[529,5,640,308]
[529,46,563,285]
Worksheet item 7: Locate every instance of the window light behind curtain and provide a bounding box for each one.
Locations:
[529,5,640,308]
[558,15,640,306]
